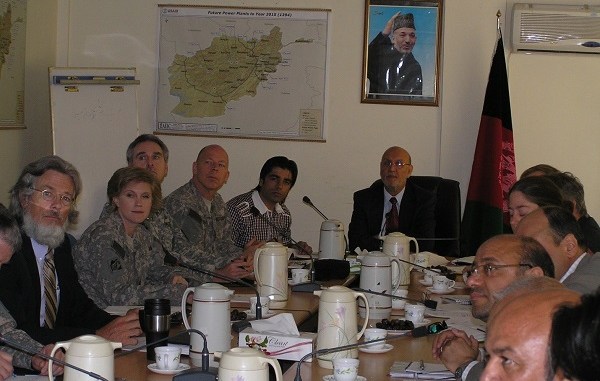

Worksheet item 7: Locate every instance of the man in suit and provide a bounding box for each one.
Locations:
[348,146,435,252]
[516,206,600,294]
[0,156,141,345]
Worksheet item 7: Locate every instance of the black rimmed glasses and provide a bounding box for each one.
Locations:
[30,188,74,207]
[381,159,412,168]
[462,264,533,283]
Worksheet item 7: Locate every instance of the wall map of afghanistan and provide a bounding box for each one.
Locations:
[156,6,330,141]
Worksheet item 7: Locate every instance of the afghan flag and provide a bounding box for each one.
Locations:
[461,33,517,256]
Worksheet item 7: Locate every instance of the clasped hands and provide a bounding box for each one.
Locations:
[431,328,480,373]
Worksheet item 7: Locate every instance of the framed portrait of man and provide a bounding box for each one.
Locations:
[361,0,442,106]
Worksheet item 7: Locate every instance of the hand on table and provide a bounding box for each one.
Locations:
[33,344,64,376]
[294,241,313,257]
[431,328,479,372]
[97,308,142,346]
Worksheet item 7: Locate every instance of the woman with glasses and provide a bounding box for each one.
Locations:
[73,167,194,308]
[508,176,567,232]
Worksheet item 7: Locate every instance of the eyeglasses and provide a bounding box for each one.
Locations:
[30,188,74,207]
[462,263,533,283]
[426,320,448,334]
[381,160,412,168]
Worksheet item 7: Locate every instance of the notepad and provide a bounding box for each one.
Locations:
[389,361,454,379]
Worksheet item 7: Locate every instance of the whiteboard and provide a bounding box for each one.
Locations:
[50,67,140,237]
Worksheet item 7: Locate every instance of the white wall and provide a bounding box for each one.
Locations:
[6,0,598,249]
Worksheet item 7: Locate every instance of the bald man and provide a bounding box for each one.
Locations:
[349,146,435,252]
[481,286,580,380]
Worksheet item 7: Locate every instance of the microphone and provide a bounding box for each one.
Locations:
[249,207,320,293]
[292,321,447,381]
[0,335,108,381]
[302,196,328,220]
[116,329,216,381]
[175,262,263,320]
[353,287,438,310]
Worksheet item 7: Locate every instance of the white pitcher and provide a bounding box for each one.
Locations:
[181,283,234,367]
[216,347,283,381]
[48,335,121,381]
[314,286,369,369]
[357,251,401,320]
[254,242,289,309]
[382,232,419,288]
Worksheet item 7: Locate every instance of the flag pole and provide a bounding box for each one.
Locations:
[497,10,501,32]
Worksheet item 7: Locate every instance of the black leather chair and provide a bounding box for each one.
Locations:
[410,176,461,257]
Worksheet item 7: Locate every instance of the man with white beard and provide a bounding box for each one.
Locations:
[0,156,141,345]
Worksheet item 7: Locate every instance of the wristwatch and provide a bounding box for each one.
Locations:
[454,361,471,379]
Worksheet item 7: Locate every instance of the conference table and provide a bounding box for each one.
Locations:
[113,270,470,380]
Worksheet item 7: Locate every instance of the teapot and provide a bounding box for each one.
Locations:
[318,219,346,260]
[254,242,289,309]
[382,232,419,288]
[216,347,283,381]
[314,286,369,369]
[181,283,234,367]
[357,251,401,320]
[48,334,121,381]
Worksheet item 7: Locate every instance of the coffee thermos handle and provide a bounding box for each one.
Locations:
[354,292,370,340]
[181,287,194,330]
[253,248,263,287]
[48,341,70,379]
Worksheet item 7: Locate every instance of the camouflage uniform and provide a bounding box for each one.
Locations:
[73,212,197,308]
[164,181,242,270]
[0,301,41,369]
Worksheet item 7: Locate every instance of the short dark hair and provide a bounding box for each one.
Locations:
[107,167,162,214]
[0,203,21,253]
[518,235,555,278]
[540,206,588,251]
[126,134,169,164]
[520,164,560,178]
[546,172,587,217]
[256,156,298,190]
[509,176,566,210]
[551,288,600,381]
[9,155,81,225]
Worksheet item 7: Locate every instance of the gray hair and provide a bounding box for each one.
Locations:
[126,134,169,164]
[9,155,81,225]
[0,203,21,252]
[493,276,564,301]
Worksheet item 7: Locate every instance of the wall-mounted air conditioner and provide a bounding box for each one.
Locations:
[513,3,600,53]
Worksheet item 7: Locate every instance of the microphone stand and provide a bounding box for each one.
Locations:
[0,335,108,381]
[176,262,263,320]
[352,287,438,310]
[249,207,320,293]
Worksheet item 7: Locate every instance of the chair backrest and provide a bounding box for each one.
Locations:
[409,176,461,257]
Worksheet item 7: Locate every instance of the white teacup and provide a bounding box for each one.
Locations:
[291,268,310,284]
[404,303,426,324]
[363,328,387,350]
[423,270,436,285]
[249,296,270,315]
[154,346,181,370]
[332,358,359,381]
[392,289,409,309]
[433,275,456,291]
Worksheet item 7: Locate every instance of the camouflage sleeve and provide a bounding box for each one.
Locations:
[0,301,42,370]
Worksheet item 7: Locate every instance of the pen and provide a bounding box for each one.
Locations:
[404,361,412,370]
[419,359,425,370]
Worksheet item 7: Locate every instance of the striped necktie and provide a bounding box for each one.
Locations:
[43,250,58,329]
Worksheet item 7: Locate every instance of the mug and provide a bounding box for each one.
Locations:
[392,289,409,310]
[291,268,310,284]
[139,298,171,361]
[250,296,270,315]
[332,358,359,381]
[154,346,181,370]
[404,303,425,324]
[363,328,387,350]
[414,253,429,269]
[433,275,456,291]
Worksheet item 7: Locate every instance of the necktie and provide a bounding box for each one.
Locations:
[44,250,58,329]
[386,197,400,234]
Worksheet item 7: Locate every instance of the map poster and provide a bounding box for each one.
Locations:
[156,5,329,141]
[0,0,26,129]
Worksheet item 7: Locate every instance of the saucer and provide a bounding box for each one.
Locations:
[358,343,394,354]
[323,376,366,381]
[426,286,455,295]
[147,363,190,375]
[419,279,433,286]
[244,309,277,319]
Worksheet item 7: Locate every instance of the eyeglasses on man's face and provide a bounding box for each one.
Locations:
[462,264,533,283]
[30,188,74,207]
[381,160,412,169]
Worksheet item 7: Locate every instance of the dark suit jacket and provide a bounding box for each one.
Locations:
[0,233,115,344]
[579,215,600,253]
[348,179,436,252]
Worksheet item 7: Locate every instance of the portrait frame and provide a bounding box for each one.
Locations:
[361,0,442,106]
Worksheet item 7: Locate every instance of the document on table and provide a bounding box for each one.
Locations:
[390,361,455,379]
